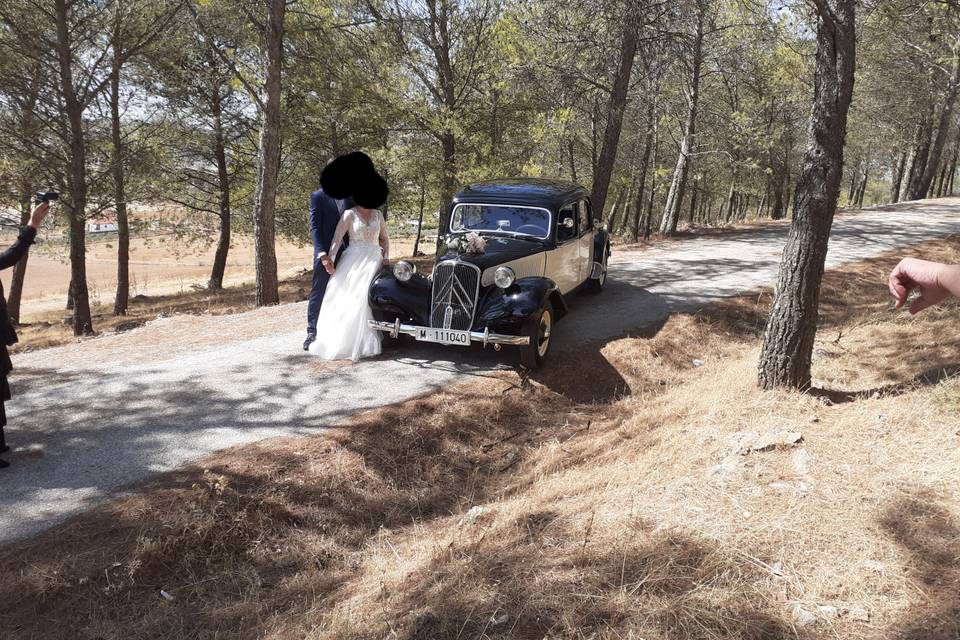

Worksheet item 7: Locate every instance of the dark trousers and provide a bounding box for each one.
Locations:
[306,255,331,336]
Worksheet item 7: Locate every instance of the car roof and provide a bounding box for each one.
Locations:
[452,178,589,211]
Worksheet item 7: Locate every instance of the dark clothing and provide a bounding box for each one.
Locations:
[0,226,37,447]
[307,191,351,335]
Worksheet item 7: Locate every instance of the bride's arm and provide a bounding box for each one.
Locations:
[379,213,390,264]
[326,211,352,273]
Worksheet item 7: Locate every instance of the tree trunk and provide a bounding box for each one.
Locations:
[7,191,32,325]
[855,166,868,207]
[568,138,577,183]
[758,0,856,390]
[209,94,231,290]
[645,126,660,240]
[660,3,705,235]
[251,0,285,306]
[905,112,934,200]
[606,187,624,231]
[110,55,130,315]
[632,99,656,241]
[723,179,736,222]
[7,88,39,326]
[55,0,94,335]
[688,178,699,226]
[911,59,960,200]
[948,129,960,195]
[590,13,639,219]
[890,149,907,203]
[412,180,426,257]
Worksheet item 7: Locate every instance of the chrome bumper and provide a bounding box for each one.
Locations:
[369,319,530,346]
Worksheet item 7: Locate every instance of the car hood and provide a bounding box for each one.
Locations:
[439,235,546,270]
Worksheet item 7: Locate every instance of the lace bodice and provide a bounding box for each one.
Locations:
[329,208,388,258]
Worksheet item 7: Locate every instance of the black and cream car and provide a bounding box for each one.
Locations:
[368,178,611,367]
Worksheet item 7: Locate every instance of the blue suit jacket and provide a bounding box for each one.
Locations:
[310,189,352,258]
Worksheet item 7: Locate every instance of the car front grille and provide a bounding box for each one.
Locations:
[430,261,480,330]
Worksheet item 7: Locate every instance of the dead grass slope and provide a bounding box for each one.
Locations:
[2,239,960,640]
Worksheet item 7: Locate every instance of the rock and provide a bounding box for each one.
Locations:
[490,611,509,626]
[459,505,488,526]
[808,415,820,424]
[159,589,176,602]
[750,431,803,452]
[863,560,885,575]
[845,606,870,622]
[708,459,737,479]
[692,359,705,367]
[770,561,784,576]
[791,448,812,475]
[793,605,817,627]
[732,431,803,455]
[817,605,839,620]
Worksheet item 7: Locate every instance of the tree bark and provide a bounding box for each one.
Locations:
[209,94,232,290]
[660,2,705,235]
[645,127,660,240]
[758,0,856,390]
[412,180,426,257]
[251,0,285,306]
[7,191,32,325]
[55,0,94,335]
[911,59,960,200]
[110,54,130,315]
[889,149,907,203]
[590,13,639,219]
[905,111,934,200]
[632,98,656,241]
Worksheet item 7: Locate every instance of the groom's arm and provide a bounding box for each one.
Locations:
[309,190,326,257]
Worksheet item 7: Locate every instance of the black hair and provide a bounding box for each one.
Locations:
[319,151,375,199]
[353,171,389,209]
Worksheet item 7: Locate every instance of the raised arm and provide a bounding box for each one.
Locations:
[0,202,49,271]
[379,212,390,264]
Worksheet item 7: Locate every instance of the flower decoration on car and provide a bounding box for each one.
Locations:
[448,231,486,255]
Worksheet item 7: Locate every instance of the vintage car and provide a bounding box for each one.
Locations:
[368,178,611,367]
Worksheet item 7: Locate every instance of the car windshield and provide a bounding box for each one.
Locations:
[451,204,551,239]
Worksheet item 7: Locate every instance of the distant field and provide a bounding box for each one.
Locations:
[0,229,423,319]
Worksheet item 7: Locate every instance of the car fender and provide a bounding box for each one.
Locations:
[476,276,567,329]
[368,271,432,327]
[593,228,611,263]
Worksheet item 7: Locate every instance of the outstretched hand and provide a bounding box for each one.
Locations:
[889,257,960,314]
[28,201,50,229]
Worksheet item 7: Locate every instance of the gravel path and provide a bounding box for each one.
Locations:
[3,198,959,543]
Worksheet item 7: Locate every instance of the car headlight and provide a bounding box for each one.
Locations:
[493,266,516,289]
[393,260,416,282]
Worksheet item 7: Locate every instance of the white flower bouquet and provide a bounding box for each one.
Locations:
[448,231,486,255]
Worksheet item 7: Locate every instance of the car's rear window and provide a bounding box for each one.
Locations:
[451,204,551,239]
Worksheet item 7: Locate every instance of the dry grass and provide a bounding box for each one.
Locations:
[3,238,960,639]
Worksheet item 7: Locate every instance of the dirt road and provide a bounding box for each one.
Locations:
[2,198,959,543]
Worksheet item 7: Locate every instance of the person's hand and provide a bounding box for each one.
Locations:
[889,257,960,314]
[28,201,50,229]
[321,255,335,275]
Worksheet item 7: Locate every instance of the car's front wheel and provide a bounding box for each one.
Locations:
[519,301,554,369]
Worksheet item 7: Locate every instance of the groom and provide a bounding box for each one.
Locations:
[304,151,376,351]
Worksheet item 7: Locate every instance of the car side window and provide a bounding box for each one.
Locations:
[578,199,592,235]
[557,204,577,243]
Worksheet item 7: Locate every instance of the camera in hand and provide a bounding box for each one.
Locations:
[33,191,59,204]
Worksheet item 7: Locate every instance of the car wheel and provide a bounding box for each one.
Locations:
[519,301,554,369]
[586,244,609,293]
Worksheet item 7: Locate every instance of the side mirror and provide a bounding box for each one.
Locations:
[561,217,575,229]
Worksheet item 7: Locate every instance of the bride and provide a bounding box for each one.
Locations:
[308,171,390,361]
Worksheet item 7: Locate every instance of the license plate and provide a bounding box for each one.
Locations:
[416,327,472,346]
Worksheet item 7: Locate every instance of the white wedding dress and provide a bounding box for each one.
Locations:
[308,208,387,361]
